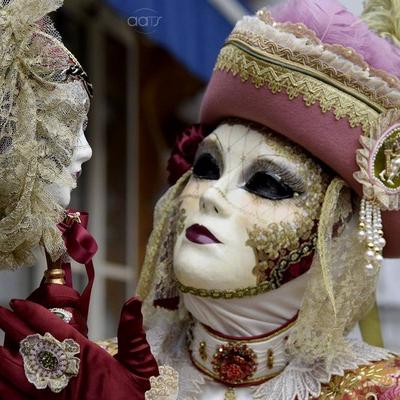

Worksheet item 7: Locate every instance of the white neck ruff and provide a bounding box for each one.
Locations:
[182,272,309,337]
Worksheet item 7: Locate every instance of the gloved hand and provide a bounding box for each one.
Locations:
[0,297,159,400]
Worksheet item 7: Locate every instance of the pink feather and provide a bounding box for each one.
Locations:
[270,0,400,78]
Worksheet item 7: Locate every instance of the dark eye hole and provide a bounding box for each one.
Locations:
[245,171,294,200]
[193,153,220,180]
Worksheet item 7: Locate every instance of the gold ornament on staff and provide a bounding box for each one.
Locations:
[44,254,65,285]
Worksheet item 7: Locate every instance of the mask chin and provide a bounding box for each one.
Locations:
[45,182,72,209]
[173,238,258,292]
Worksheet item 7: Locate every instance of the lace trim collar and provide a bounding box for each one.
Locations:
[145,309,392,400]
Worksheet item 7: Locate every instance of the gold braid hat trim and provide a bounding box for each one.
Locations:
[234,10,400,106]
[229,30,400,110]
[215,43,379,134]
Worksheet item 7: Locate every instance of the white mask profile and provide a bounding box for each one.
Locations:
[46,122,92,208]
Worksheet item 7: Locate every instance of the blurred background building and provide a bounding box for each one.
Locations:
[1,0,399,350]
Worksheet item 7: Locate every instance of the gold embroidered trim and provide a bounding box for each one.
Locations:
[267,349,274,370]
[199,341,207,361]
[96,337,118,356]
[177,279,274,299]
[215,44,379,133]
[229,31,400,110]
[249,231,317,289]
[318,356,398,399]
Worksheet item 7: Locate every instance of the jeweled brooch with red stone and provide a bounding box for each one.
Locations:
[211,342,257,384]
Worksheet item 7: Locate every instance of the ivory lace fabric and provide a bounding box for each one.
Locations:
[0,0,90,269]
[138,175,392,399]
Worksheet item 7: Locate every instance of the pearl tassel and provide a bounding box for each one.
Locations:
[358,198,385,273]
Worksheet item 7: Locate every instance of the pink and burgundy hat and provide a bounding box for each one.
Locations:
[199,0,400,259]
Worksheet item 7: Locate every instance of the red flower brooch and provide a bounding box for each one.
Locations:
[167,124,207,185]
[212,342,257,385]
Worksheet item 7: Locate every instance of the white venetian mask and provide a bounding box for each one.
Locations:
[173,122,330,294]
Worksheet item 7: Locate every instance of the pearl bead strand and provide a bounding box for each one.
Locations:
[358,198,385,273]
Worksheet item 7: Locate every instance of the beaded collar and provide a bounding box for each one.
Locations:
[187,315,297,387]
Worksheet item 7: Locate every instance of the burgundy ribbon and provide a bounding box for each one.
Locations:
[58,210,98,265]
[56,209,98,318]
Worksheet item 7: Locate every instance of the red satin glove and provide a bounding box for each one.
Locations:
[0,298,159,400]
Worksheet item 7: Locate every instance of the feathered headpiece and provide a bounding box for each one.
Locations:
[363,0,400,46]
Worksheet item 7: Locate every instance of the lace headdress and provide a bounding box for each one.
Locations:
[0,0,92,269]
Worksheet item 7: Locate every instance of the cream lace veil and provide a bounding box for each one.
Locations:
[0,0,90,269]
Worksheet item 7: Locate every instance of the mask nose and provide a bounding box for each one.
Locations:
[198,165,241,216]
[74,129,93,164]
[199,185,227,217]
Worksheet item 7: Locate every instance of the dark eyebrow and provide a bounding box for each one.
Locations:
[195,137,223,161]
[193,137,225,174]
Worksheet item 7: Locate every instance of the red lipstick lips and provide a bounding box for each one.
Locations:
[185,224,221,245]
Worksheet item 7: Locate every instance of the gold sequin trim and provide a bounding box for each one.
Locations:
[215,44,379,133]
